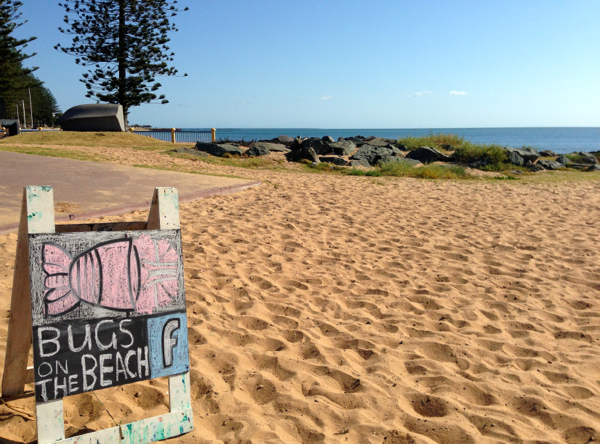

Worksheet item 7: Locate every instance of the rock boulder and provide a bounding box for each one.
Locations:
[348,159,371,168]
[537,159,565,170]
[576,152,598,164]
[286,146,320,163]
[351,144,398,166]
[405,146,451,164]
[505,147,540,163]
[250,142,290,153]
[329,140,356,156]
[299,138,331,155]
[247,144,271,156]
[196,142,243,157]
[508,151,524,167]
[277,135,293,144]
[319,156,348,166]
[368,137,397,147]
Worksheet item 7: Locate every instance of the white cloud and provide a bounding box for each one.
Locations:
[449,91,467,96]
[406,91,432,97]
[321,95,333,100]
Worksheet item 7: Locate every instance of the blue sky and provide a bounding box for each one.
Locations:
[12,0,600,128]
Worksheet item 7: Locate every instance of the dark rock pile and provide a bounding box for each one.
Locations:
[183,135,600,173]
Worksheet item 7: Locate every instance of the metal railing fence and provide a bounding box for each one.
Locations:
[134,128,215,144]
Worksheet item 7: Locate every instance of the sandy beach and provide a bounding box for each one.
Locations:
[1,146,600,443]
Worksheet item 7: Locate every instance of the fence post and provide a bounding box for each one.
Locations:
[171,128,176,144]
[211,128,216,143]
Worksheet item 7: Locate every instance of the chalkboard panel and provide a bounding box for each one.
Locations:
[28,230,189,402]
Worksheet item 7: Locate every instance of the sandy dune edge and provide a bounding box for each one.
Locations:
[0,151,600,443]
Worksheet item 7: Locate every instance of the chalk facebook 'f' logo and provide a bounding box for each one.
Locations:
[147,312,189,378]
[162,318,180,367]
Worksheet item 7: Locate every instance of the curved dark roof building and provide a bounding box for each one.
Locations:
[58,104,125,132]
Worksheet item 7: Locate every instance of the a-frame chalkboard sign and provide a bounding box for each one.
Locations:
[1,186,193,444]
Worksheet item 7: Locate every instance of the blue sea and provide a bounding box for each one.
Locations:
[186,127,600,155]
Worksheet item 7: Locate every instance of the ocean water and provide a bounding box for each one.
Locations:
[186,127,600,155]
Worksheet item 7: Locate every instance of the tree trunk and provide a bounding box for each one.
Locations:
[118,0,127,129]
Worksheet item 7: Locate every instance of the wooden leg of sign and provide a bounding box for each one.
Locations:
[2,186,56,398]
[0,186,64,443]
[169,372,191,412]
[147,187,181,231]
[147,188,193,416]
[36,399,65,443]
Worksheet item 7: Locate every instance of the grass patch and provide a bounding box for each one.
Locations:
[452,142,508,167]
[0,131,191,150]
[131,164,247,180]
[378,161,469,179]
[343,162,469,179]
[168,151,286,169]
[479,162,528,172]
[397,132,464,151]
[338,167,382,176]
[0,145,109,162]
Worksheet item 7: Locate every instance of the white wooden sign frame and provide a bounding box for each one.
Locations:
[1,186,193,444]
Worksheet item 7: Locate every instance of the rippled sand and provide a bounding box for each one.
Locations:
[1,146,600,443]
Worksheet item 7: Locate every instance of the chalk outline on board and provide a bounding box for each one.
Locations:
[29,229,186,328]
[162,318,180,368]
[41,237,158,316]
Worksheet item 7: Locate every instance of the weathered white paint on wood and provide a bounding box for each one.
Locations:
[36,395,65,443]
[2,186,56,397]
[26,186,56,234]
[39,408,193,444]
[148,188,193,418]
[147,187,180,230]
[169,372,191,412]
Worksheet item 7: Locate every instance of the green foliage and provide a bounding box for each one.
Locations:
[338,167,380,176]
[3,74,60,126]
[0,0,40,112]
[378,161,469,179]
[565,153,600,163]
[346,168,365,176]
[343,162,469,179]
[56,0,189,123]
[479,162,527,172]
[452,142,508,167]
[397,132,464,151]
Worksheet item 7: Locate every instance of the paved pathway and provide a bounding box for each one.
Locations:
[0,151,259,232]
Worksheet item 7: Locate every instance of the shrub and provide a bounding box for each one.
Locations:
[452,142,508,166]
[566,152,600,163]
[378,161,469,179]
[397,132,464,151]
[346,168,366,176]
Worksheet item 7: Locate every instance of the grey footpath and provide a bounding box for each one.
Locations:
[0,151,260,234]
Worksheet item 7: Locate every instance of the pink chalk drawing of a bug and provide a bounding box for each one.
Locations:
[41,234,180,317]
